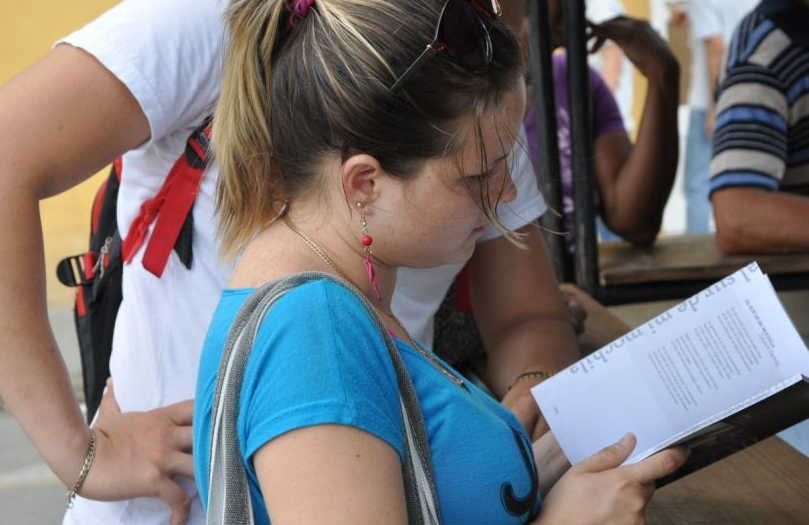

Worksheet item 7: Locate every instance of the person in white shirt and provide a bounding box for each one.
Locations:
[0,1,581,524]
[682,0,758,233]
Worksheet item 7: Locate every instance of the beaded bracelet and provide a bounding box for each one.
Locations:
[66,428,97,509]
[506,370,550,393]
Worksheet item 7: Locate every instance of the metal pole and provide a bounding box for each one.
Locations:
[527,0,570,281]
[562,0,599,295]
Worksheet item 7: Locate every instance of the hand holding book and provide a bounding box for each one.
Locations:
[532,262,809,485]
[531,433,688,524]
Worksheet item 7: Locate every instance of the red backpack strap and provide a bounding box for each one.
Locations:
[121,118,212,277]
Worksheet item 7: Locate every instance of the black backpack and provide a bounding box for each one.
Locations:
[57,119,211,422]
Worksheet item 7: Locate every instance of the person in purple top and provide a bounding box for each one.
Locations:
[517,1,680,248]
[524,53,626,246]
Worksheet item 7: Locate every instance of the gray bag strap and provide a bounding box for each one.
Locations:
[206,272,441,525]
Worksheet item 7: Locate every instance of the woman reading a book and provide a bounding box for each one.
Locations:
[192,0,688,523]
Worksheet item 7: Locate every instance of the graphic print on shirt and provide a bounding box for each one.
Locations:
[500,427,539,520]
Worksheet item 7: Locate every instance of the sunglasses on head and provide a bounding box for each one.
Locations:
[389,0,503,94]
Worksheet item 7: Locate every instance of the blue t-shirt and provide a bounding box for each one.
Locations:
[194,279,540,524]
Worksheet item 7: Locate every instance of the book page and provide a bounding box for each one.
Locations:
[532,262,809,465]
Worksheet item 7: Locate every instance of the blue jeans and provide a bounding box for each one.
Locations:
[597,216,621,242]
[684,108,713,234]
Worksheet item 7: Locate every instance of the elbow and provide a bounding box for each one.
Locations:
[621,225,660,247]
[603,213,661,247]
[713,205,755,255]
[714,219,751,255]
[715,230,746,255]
[712,189,769,255]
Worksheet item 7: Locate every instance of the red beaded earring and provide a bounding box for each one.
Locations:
[357,202,382,301]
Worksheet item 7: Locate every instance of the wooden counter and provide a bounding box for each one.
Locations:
[648,437,809,524]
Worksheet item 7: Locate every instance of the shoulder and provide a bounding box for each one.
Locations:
[249,277,395,385]
[59,0,227,141]
[61,0,226,53]
[724,10,790,75]
[236,277,404,460]
[266,278,377,331]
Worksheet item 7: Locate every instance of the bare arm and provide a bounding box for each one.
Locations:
[713,188,809,254]
[0,44,147,479]
[254,425,408,524]
[588,17,680,245]
[469,225,579,438]
[0,45,194,522]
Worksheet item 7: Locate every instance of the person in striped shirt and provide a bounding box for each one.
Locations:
[710,0,809,253]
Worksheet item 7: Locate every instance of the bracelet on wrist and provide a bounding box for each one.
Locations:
[506,370,550,393]
[66,428,96,509]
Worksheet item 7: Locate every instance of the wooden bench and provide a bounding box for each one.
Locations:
[595,234,809,305]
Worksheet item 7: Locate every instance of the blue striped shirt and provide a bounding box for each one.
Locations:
[710,0,809,196]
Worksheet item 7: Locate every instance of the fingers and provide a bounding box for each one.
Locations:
[588,35,607,55]
[166,450,195,480]
[172,425,194,452]
[565,294,587,335]
[623,447,689,484]
[640,481,656,502]
[576,433,636,473]
[589,15,637,36]
[586,18,620,39]
[587,16,651,48]
[155,479,191,525]
[162,399,194,426]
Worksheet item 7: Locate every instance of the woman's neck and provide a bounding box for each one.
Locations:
[230,206,398,314]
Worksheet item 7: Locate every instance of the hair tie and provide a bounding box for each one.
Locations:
[287,0,315,28]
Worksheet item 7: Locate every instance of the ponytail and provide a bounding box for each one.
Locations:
[214,0,286,258]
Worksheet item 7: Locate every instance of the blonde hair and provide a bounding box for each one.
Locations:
[214,0,523,256]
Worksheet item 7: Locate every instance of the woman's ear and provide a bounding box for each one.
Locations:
[341,153,383,210]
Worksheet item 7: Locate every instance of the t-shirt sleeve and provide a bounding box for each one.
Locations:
[478,128,547,242]
[237,280,404,464]
[590,67,626,137]
[57,0,227,143]
[709,58,788,196]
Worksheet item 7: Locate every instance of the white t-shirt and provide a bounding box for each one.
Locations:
[686,0,758,109]
[59,0,546,524]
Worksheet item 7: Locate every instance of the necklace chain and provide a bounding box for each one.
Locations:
[284,216,464,387]
[284,217,346,278]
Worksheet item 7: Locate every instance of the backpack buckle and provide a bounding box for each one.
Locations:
[56,253,96,287]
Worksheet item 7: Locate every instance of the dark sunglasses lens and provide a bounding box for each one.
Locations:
[438,0,492,69]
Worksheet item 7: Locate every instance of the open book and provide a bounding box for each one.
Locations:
[532,262,809,485]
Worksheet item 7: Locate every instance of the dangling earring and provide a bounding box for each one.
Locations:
[357,202,382,301]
